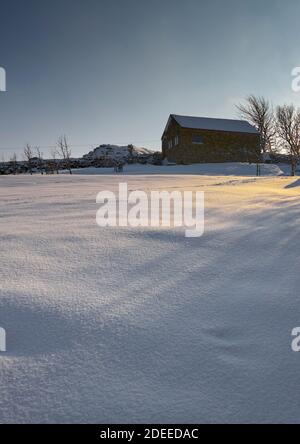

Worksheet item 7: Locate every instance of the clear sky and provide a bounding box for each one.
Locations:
[1,0,300,158]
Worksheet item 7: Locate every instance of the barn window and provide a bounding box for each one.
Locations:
[192,135,204,145]
[168,140,173,149]
[174,136,179,146]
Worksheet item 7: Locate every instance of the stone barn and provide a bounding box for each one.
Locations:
[162,114,261,164]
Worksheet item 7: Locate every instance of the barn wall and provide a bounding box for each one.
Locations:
[162,123,261,164]
[162,118,180,159]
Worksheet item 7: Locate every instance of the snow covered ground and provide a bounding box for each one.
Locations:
[1,170,300,423]
[63,162,291,176]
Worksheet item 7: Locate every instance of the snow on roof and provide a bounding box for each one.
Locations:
[170,114,259,134]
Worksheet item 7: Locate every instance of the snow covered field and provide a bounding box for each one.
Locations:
[63,161,291,176]
[1,168,300,423]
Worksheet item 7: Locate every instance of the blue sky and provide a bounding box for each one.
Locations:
[0,0,300,158]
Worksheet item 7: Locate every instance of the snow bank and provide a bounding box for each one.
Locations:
[63,162,287,176]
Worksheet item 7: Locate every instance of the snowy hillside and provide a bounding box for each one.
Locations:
[83,144,154,161]
[1,173,300,423]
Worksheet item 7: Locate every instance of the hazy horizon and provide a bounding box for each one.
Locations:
[1,0,300,158]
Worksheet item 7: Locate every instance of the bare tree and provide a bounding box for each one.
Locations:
[237,95,276,154]
[276,104,300,176]
[57,135,72,174]
[10,152,18,175]
[24,144,34,175]
[50,148,59,174]
[35,147,44,175]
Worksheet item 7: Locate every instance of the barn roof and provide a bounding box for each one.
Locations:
[164,114,259,135]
